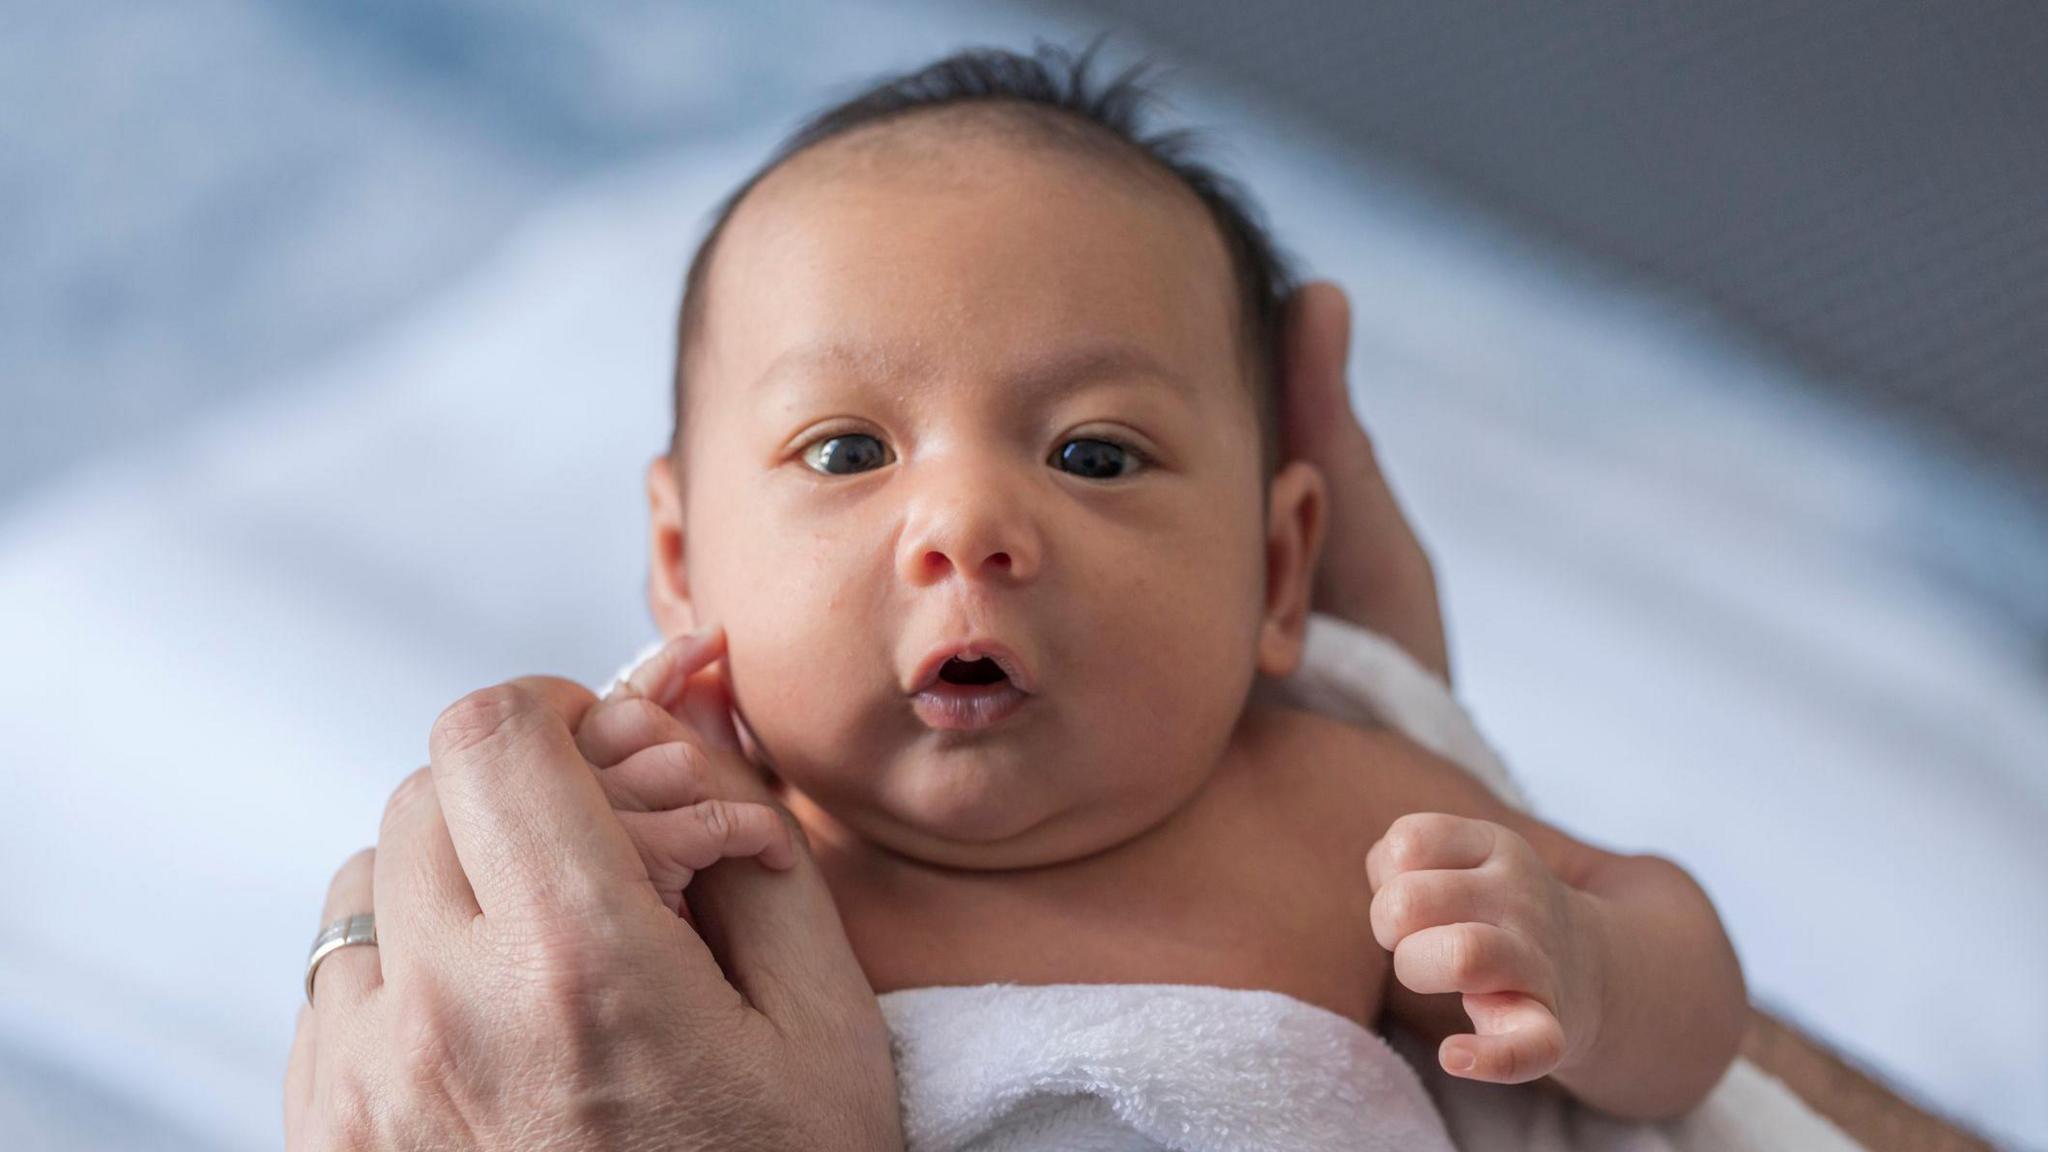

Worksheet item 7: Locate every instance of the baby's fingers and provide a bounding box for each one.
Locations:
[595,740,712,814]
[1441,991,1565,1084]
[616,800,797,917]
[1391,922,1550,1000]
[579,694,690,770]
[608,623,726,710]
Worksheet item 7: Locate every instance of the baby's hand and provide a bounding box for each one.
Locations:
[576,625,797,921]
[1367,812,1600,1085]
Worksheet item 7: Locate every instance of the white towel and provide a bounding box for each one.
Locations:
[881,982,1458,1152]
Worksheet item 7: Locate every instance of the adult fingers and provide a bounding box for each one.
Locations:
[617,800,797,915]
[1445,992,1567,1084]
[427,675,646,918]
[284,1001,315,1149]
[308,848,380,1014]
[1279,279,1360,461]
[1280,281,1451,683]
[373,766,481,975]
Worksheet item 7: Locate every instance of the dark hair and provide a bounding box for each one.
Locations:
[669,36,1298,481]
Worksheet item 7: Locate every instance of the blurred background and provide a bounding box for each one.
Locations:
[3,2,2044,1148]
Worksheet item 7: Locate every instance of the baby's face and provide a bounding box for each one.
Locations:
[647,129,1323,869]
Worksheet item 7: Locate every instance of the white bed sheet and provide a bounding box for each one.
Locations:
[3,47,2044,1152]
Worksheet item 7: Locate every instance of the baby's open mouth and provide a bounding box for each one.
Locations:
[912,648,1032,732]
[938,656,1009,686]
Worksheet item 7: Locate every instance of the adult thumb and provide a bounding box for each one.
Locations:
[1281,280,1359,460]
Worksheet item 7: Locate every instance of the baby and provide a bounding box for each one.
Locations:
[586,41,1749,1125]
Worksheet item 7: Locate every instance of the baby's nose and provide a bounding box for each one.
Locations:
[895,469,1040,588]
[912,545,1014,582]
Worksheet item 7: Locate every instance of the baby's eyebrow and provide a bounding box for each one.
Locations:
[753,338,1194,404]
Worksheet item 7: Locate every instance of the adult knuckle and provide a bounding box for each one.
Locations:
[518,943,621,1074]
[320,1070,379,1150]
[331,846,376,887]
[380,766,434,829]
[519,927,608,1015]
[430,684,537,761]
[392,988,463,1094]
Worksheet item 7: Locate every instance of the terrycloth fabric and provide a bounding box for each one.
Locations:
[880,983,1457,1152]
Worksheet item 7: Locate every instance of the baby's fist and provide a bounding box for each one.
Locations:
[1367,812,1596,1085]
[579,625,797,920]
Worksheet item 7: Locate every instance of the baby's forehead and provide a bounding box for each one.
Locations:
[712,135,1228,350]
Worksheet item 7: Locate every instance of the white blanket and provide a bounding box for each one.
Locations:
[862,612,1868,1152]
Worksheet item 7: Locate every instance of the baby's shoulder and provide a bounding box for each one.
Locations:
[1228,701,1606,894]
[1223,701,1513,853]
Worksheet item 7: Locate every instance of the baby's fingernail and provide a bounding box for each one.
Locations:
[1445,1047,1474,1073]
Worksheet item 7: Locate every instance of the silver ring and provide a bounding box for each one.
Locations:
[305,913,377,1007]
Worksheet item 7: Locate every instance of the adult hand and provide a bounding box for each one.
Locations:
[284,642,904,1151]
[1280,280,1450,683]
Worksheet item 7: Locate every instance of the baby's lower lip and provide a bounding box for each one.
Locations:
[911,681,1030,731]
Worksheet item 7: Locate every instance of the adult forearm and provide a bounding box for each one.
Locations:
[1550,853,1749,1120]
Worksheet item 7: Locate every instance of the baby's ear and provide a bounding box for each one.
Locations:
[644,455,699,637]
[1256,460,1328,679]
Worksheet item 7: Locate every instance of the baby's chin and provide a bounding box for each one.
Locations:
[781,748,1204,872]
[800,772,1082,872]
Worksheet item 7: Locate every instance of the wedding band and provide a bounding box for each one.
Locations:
[305,913,377,1007]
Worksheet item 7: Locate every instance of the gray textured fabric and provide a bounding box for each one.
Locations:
[1052,1,2048,493]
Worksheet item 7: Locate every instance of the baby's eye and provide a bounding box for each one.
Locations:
[802,433,892,476]
[1052,437,1142,480]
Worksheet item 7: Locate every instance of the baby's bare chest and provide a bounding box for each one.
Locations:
[820,727,1403,1030]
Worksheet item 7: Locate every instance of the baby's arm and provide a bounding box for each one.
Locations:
[1542,842,1749,1118]
[1366,734,1748,1121]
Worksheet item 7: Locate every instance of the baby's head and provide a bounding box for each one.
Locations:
[643,41,1326,870]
